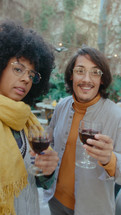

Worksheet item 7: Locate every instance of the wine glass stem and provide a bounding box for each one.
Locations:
[84,149,90,163]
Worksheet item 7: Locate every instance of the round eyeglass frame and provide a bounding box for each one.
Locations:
[11,62,41,84]
[73,67,103,78]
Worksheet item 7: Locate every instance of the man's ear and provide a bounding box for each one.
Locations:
[70,74,73,80]
[101,80,103,84]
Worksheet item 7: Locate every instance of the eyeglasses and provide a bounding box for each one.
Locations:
[73,67,103,78]
[11,62,41,84]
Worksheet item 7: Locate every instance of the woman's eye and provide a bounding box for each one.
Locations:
[29,75,34,80]
[14,67,22,73]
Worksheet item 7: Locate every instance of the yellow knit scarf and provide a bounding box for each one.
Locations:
[0,95,43,215]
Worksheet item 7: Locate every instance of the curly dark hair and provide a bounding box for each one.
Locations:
[65,46,112,98]
[0,20,55,105]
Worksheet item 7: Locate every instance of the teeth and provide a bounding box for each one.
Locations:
[17,88,24,92]
[81,87,91,90]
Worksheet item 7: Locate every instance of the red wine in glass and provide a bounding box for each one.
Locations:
[30,137,50,154]
[76,120,102,169]
[28,125,52,176]
[79,129,99,146]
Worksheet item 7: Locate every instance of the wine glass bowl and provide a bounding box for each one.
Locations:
[29,136,50,154]
[79,129,100,146]
[28,125,51,176]
[29,127,51,154]
[76,120,102,169]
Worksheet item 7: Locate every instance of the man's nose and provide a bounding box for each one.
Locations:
[81,71,91,81]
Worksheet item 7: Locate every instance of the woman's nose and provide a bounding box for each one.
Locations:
[20,71,31,83]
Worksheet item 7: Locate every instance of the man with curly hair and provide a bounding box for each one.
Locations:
[0,20,59,215]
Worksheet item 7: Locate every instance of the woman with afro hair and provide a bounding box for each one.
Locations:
[0,19,59,215]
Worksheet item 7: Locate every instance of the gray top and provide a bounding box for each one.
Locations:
[44,96,121,215]
[14,131,40,215]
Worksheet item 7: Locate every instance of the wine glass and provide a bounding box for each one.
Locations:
[76,120,102,169]
[28,125,52,176]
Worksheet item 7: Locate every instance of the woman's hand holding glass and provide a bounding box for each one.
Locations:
[31,149,59,176]
[28,125,59,176]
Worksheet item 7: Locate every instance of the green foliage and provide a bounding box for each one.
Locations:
[76,0,84,6]
[39,0,55,31]
[62,18,76,47]
[48,70,69,101]
[117,23,121,40]
[23,1,55,32]
[62,0,76,48]
[36,68,69,102]
[107,75,121,102]
[24,11,32,24]
[64,0,75,12]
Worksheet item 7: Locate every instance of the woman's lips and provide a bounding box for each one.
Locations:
[14,87,25,95]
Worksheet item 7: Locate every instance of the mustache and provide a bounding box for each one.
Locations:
[78,83,93,88]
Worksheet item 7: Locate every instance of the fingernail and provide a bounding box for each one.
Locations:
[30,157,35,160]
[40,152,45,155]
[31,161,35,164]
[83,145,87,149]
[87,139,92,143]
[95,134,99,138]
